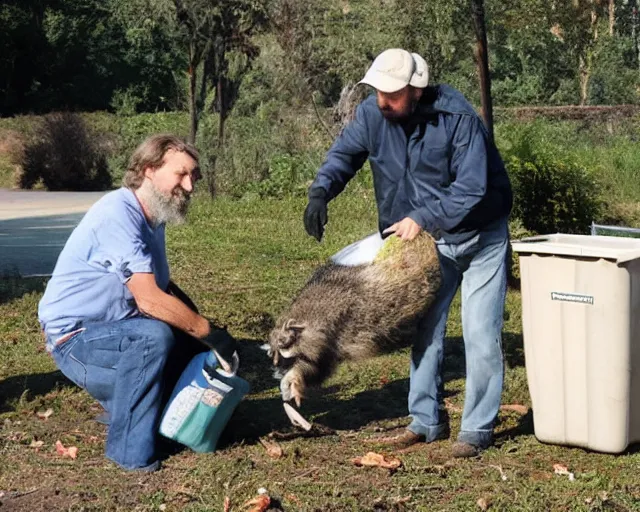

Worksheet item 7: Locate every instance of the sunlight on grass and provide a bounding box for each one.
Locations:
[2,194,640,511]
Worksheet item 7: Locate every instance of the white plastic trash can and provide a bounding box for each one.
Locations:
[512,234,640,453]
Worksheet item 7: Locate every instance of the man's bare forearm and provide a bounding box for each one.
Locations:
[138,291,210,339]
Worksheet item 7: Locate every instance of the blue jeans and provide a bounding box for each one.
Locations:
[407,217,509,448]
[49,318,205,471]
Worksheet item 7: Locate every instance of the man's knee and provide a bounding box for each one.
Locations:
[140,320,177,358]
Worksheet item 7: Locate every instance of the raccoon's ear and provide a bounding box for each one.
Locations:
[284,319,307,333]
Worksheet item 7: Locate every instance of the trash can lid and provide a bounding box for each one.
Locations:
[512,234,640,263]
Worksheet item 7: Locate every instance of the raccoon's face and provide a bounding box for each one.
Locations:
[268,319,307,365]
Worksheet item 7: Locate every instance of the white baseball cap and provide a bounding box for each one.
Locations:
[359,48,429,93]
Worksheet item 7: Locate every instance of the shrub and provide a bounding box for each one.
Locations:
[507,154,604,235]
[19,113,111,191]
[247,153,315,199]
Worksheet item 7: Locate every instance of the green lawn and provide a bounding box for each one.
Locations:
[1,194,639,511]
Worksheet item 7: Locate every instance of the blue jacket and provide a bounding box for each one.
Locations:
[310,85,512,243]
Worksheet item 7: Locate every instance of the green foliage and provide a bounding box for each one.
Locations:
[507,153,604,235]
[246,153,314,199]
[1,0,183,115]
[106,112,189,184]
[588,34,640,105]
[19,113,111,191]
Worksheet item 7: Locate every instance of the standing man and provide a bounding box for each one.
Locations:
[303,49,512,457]
[39,134,236,471]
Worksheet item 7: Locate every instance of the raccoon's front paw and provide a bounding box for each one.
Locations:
[280,370,304,407]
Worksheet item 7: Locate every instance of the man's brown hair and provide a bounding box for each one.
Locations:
[122,134,200,190]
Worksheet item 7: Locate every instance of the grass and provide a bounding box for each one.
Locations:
[2,192,640,511]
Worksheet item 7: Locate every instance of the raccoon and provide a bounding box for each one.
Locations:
[268,232,441,406]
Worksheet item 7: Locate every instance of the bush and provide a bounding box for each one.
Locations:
[507,154,604,235]
[107,112,188,185]
[19,113,112,191]
[246,153,315,198]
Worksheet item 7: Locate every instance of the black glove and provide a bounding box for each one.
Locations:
[202,325,238,373]
[303,189,328,242]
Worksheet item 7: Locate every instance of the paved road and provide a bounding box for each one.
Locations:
[0,189,106,277]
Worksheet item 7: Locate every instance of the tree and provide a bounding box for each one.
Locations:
[471,0,494,139]
[183,0,266,196]
[551,0,608,105]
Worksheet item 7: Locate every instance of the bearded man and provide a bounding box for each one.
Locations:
[304,49,512,458]
[39,134,235,472]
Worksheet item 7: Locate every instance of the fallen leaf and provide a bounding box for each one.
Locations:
[352,451,402,470]
[242,494,270,512]
[29,439,45,449]
[223,496,230,512]
[477,497,490,510]
[259,437,283,459]
[55,440,78,459]
[286,493,303,507]
[7,432,26,442]
[553,463,575,481]
[36,408,54,420]
[394,496,411,505]
[500,404,529,415]
[159,505,166,511]
[444,398,463,413]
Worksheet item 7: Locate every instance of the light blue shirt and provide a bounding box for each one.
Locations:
[39,187,170,344]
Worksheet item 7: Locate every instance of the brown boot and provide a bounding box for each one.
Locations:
[366,429,425,449]
[451,441,482,458]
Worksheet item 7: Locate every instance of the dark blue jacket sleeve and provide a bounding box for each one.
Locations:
[309,103,370,200]
[408,115,489,233]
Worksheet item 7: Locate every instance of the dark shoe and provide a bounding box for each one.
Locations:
[451,441,482,458]
[368,429,426,449]
[131,460,162,473]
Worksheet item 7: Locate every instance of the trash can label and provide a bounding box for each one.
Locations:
[551,291,594,305]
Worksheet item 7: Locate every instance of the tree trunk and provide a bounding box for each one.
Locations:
[579,54,590,105]
[471,0,494,141]
[578,5,599,106]
[188,44,198,144]
[634,1,640,70]
[609,0,615,35]
[206,77,227,198]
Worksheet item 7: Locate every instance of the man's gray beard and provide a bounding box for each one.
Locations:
[143,185,190,228]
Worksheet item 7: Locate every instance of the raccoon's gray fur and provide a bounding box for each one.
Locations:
[268,232,441,405]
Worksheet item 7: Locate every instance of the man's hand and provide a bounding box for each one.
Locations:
[202,325,238,373]
[303,189,328,242]
[383,217,422,241]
